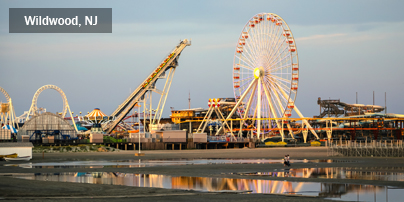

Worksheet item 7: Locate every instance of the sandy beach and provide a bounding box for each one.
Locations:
[1,147,403,201]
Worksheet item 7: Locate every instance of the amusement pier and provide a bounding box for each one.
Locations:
[1,13,403,156]
[1,9,404,201]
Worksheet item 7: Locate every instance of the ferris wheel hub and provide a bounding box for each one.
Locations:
[253,67,263,79]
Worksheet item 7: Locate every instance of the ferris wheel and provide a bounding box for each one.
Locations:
[227,13,318,140]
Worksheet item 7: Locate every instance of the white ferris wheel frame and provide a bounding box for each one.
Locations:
[218,13,319,141]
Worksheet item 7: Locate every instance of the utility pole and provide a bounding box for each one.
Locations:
[188,90,191,109]
[385,92,387,114]
[373,91,375,113]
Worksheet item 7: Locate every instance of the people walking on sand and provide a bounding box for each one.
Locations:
[284,155,288,167]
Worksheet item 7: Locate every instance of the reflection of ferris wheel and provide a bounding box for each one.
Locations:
[230,13,318,140]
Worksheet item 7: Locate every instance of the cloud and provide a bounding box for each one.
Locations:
[292,21,404,46]
[296,33,347,42]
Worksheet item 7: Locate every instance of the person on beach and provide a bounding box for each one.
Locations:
[286,154,290,167]
[284,155,288,167]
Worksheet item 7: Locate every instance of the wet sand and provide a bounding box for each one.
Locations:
[1,147,403,201]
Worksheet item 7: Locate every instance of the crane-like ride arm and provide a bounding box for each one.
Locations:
[104,39,191,134]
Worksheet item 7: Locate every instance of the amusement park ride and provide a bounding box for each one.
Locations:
[24,84,78,132]
[102,39,191,134]
[213,13,319,141]
[0,87,18,129]
[0,39,191,138]
[103,39,191,133]
[1,13,402,144]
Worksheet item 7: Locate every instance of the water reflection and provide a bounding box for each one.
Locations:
[11,172,402,201]
[4,159,346,169]
[239,167,404,182]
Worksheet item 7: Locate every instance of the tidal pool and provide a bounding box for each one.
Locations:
[237,167,404,182]
[5,172,401,202]
[3,158,348,169]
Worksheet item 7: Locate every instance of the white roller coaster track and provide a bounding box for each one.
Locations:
[26,85,78,132]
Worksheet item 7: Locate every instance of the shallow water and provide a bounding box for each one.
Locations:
[3,158,347,169]
[238,167,404,182]
[7,172,402,201]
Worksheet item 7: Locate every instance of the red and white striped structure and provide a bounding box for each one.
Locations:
[208,98,222,108]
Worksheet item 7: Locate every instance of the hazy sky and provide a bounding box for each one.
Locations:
[1,0,404,119]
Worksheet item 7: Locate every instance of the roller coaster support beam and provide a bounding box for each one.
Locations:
[104,39,191,134]
[152,67,176,125]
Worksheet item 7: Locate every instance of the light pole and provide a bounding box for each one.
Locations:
[135,101,144,156]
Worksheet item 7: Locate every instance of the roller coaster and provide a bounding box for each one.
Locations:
[1,39,190,138]
[103,39,191,134]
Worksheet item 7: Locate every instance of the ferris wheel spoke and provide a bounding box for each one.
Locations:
[265,21,279,53]
[254,21,263,59]
[262,79,281,128]
[238,78,255,91]
[269,74,291,85]
[238,75,255,85]
[251,23,267,65]
[273,91,288,117]
[248,25,262,57]
[269,79,291,102]
[237,35,257,66]
[268,53,292,70]
[266,44,290,67]
[265,39,288,69]
[252,95,259,121]
[270,63,291,75]
[242,81,258,120]
[274,79,292,95]
[258,20,268,60]
[273,81,293,102]
[266,44,289,68]
[266,38,287,67]
[237,52,256,67]
[268,63,291,73]
[242,45,258,67]
[246,40,260,68]
[244,28,259,65]
[263,36,277,67]
[259,26,266,61]
[264,17,276,54]
[237,53,255,67]
[242,53,258,69]
[264,80,286,112]
[262,18,270,50]
[274,81,295,105]
[238,63,255,71]
[267,76,290,89]
[235,55,255,69]
[269,87,285,118]
[265,25,283,64]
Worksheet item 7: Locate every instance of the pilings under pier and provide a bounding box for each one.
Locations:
[327,140,404,157]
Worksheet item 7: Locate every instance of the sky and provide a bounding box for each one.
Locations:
[1,0,404,120]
